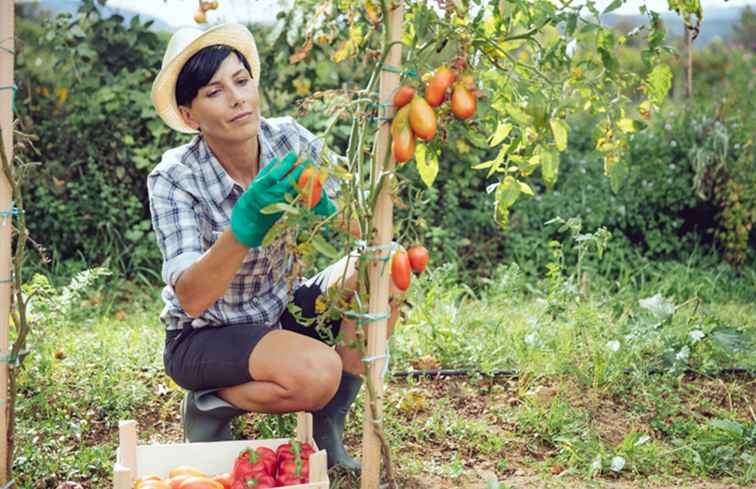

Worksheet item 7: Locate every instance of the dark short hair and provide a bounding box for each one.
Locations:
[175,44,253,107]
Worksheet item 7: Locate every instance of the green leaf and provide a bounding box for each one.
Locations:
[260,203,300,215]
[604,155,628,193]
[496,176,520,208]
[710,327,750,353]
[647,63,673,106]
[415,144,439,189]
[311,234,340,259]
[541,147,559,188]
[602,0,624,14]
[505,103,533,126]
[709,419,744,437]
[488,122,513,147]
[549,119,569,151]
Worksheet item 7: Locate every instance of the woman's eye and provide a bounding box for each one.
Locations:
[207,90,220,97]
[237,78,250,86]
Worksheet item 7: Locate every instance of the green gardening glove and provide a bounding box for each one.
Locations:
[230,152,304,248]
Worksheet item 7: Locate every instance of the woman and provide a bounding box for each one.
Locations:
[148,23,401,472]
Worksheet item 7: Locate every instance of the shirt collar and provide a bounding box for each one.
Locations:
[195,117,275,202]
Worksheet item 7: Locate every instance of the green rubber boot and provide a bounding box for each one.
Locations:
[312,371,363,472]
[181,389,247,442]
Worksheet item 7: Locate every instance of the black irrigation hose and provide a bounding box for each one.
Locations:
[391,367,756,380]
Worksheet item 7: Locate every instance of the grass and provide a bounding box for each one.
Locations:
[12,251,756,488]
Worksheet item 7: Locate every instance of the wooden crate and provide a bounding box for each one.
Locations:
[113,412,329,489]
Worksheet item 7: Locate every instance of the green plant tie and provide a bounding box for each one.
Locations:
[0,84,17,113]
[345,308,391,326]
[381,64,416,77]
[355,240,399,276]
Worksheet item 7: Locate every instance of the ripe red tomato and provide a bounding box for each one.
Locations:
[297,166,323,209]
[391,250,412,291]
[407,246,429,273]
[409,97,437,141]
[424,66,456,107]
[451,84,477,120]
[393,85,416,108]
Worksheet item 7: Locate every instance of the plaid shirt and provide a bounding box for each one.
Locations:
[148,116,337,331]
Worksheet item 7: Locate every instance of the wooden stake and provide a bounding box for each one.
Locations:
[361,4,403,489]
[0,1,14,482]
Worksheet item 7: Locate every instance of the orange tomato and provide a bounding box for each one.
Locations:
[166,476,191,489]
[297,166,323,208]
[169,467,207,479]
[391,250,412,291]
[135,476,162,489]
[137,482,170,489]
[409,97,437,141]
[193,10,207,23]
[392,126,416,163]
[178,477,223,489]
[211,474,232,489]
[393,86,416,109]
[424,66,456,107]
[451,84,477,120]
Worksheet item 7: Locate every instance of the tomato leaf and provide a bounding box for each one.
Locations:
[488,122,513,148]
[415,143,439,189]
[647,63,672,106]
[549,119,569,151]
[260,203,300,215]
[602,0,623,14]
[310,234,339,259]
[505,103,534,126]
[541,147,560,188]
[518,181,535,196]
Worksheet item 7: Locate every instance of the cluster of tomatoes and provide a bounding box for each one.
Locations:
[131,440,314,489]
[391,245,429,291]
[193,1,220,24]
[391,66,478,163]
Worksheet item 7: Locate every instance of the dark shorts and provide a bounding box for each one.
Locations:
[163,268,343,391]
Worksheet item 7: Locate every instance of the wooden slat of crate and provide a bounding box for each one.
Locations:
[114,413,328,489]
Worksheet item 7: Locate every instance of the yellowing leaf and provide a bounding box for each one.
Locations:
[549,119,569,151]
[506,104,533,126]
[415,144,439,189]
[647,63,672,106]
[617,118,637,133]
[497,176,520,208]
[489,122,513,147]
[518,181,534,195]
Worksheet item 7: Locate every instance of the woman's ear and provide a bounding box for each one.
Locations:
[178,105,201,131]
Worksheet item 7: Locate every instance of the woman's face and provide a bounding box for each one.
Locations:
[178,53,261,143]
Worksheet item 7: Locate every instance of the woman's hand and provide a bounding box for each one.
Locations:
[230,152,304,247]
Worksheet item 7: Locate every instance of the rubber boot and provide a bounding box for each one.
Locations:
[312,371,363,472]
[181,389,247,442]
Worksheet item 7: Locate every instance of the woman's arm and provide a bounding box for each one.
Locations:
[174,228,249,317]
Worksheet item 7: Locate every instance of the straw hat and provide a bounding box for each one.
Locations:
[151,23,260,134]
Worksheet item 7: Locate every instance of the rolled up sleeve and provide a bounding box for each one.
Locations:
[147,171,203,288]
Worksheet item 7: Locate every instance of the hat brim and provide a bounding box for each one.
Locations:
[151,23,261,134]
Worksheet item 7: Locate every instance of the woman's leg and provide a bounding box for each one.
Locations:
[218,329,342,413]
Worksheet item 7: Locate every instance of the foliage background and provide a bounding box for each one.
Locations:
[12,1,756,286]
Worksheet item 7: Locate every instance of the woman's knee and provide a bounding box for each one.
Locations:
[296,348,342,410]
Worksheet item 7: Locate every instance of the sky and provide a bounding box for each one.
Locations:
[26,0,756,28]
